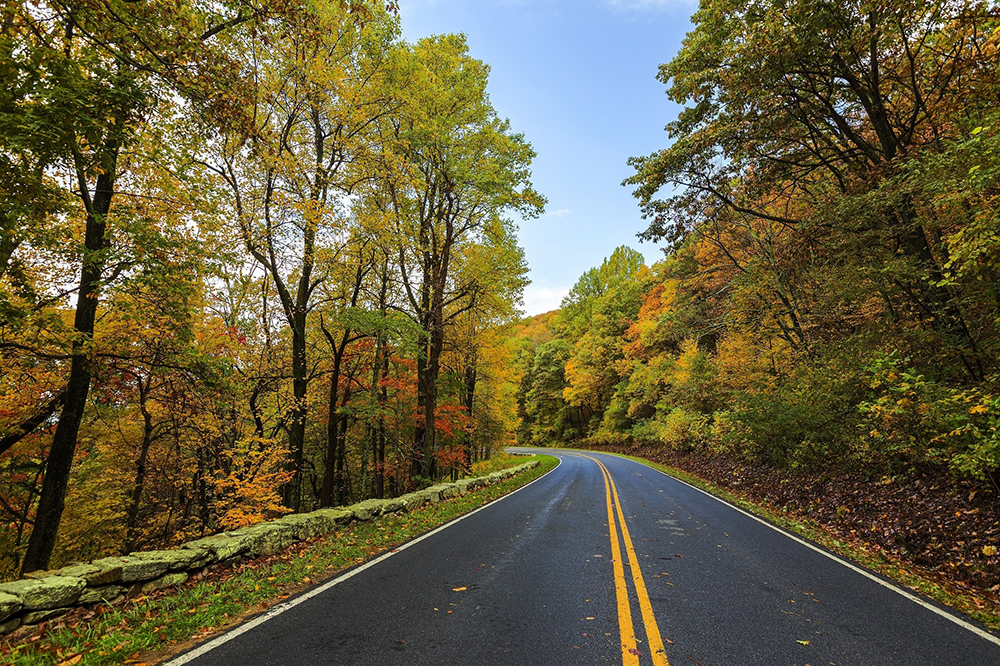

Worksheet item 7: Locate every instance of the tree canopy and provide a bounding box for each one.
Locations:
[0,0,539,576]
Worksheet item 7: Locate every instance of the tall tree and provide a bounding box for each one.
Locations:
[366,35,543,478]
[208,3,398,509]
[9,0,267,573]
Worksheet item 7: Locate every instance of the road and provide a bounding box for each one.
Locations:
[167,449,1000,665]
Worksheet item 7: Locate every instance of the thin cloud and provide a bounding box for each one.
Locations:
[522,286,570,316]
[548,208,573,218]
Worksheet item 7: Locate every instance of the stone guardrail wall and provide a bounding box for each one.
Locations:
[0,460,540,636]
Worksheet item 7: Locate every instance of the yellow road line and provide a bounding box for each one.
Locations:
[608,466,670,666]
[599,458,640,666]
[580,453,671,666]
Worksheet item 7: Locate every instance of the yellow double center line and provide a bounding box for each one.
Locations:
[580,454,670,666]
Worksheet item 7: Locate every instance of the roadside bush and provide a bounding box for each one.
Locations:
[725,357,859,470]
[632,406,709,452]
[858,352,1000,481]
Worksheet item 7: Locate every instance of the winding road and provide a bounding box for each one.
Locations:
[167,449,1000,665]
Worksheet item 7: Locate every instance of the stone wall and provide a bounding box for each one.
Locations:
[0,460,539,636]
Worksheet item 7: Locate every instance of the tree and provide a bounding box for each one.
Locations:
[364,34,543,478]
[627,0,1000,380]
[207,3,399,509]
[7,0,275,573]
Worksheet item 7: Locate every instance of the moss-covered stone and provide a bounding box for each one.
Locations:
[111,555,170,584]
[396,492,424,511]
[311,508,354,525]
[140,572,188,594]
[0,616,20,635]
[0,592,21,622]
[275,512,336,540]
[85,558,126,586]
[25,562,101,581]
[240,523,298,556]
[22,607,69,625]
[127,548,211,572]
[380,498,404,514]
[351,499,388,521]
[78,585,124,605]
[424,484,459,501]
[0,577,85,610]
[183,532,252,561]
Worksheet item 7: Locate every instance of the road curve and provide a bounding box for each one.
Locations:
[166,450,1000,665]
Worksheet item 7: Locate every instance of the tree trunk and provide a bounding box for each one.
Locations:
[123,378,154,554]
[283,318,307,511]
[320,340,344,507]
[463,356,476,464]
[21,157,116,574]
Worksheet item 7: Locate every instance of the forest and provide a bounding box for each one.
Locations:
[5,0,1000,597]
[511,0,1000,587]
[0,0,542,579]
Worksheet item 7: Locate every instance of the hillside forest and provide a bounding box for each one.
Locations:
[511,0,1000,594]
[0,0,543,578]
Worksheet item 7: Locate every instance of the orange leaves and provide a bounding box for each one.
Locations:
[431,406,468,440]
[209,437,294,530]
[434,445,469,471]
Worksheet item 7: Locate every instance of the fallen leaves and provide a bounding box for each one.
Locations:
[452,586,467,592]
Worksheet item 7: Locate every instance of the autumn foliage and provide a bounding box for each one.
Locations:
[0,2,536,577]
[510,1,1000,590]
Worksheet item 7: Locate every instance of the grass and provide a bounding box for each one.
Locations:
[598,449,1000,633]
[2,454,559,666]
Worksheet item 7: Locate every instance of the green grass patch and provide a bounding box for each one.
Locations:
[468,451,529,476]
[596,449,1000,633]
[2,455,559,666]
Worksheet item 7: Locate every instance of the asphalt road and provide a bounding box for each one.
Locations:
[167,450,1000,665]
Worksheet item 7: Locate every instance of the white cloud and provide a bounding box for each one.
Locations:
[522,286,570,316]
[548,208,573,218]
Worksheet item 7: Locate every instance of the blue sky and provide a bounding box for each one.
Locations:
[399,0,697,315]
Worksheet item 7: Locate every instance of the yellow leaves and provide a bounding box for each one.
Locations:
[452,586,466,591]
[208,436,294,530]
[969,404,989,415]
[983,545,997,557]
[670,339,701,387]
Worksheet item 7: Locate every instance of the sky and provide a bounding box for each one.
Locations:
[398,0,698,316]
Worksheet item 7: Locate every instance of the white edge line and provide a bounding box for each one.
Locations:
[590,449,1000,647]
[166,458,562,665]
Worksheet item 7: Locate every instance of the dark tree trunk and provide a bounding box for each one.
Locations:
[21,156,116,574]
[123,377,154,554]
[320,340,345,507]
[463,359,476,464]
[335,393,351,504]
